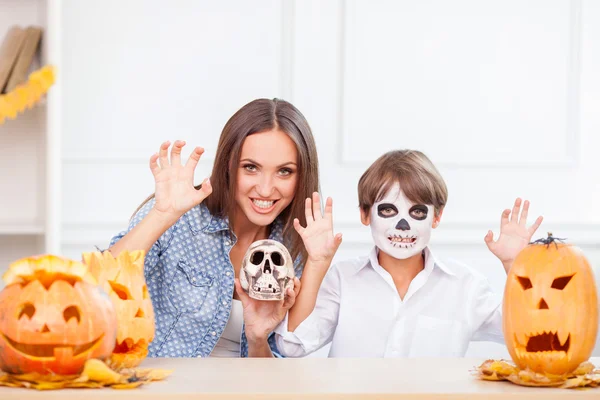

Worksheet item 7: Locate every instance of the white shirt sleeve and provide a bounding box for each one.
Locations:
[468,275,504,344]
[275,263,342,357]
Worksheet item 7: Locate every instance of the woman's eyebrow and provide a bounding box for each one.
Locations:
[239,158,297,168]
[277,162,298,167]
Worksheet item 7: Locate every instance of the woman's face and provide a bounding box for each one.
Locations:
[234,129,299,227]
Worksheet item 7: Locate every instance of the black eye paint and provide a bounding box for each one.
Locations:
[377,203,398,218]
[409,205,428,221]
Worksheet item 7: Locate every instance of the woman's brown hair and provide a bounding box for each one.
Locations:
[134,98,319,263]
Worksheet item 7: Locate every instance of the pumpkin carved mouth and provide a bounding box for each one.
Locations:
[113,338,147,355]
[526,332,570,353]
[2,333,104,359]
[515,331,571,354]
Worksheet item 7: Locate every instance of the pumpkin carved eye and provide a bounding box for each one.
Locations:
[18,303,36,319]
[517,276,533,290]
[109,281,132,300]
[142,285,150,300]
[551,274,574,290]
[63,306,81,323]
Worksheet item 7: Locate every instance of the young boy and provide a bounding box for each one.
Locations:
[275,149,543,357]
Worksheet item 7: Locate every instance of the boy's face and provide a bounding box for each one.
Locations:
[362,183,439,260]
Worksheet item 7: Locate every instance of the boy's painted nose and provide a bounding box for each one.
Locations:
[395,218,411,231]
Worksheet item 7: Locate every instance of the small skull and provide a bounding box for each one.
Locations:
[240,239,294,301]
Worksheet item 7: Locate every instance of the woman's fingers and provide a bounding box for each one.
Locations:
[234,278,251,306]
[282,278,301,310]
[149,153,160,177]
[170,140,185,167]
[158,141,170,169]
[193,178,212,204]
[185,146,205,172]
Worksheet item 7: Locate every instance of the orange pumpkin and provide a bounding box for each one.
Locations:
[0,255,117,375]
[82,250,155,369]
[503,233,599,375]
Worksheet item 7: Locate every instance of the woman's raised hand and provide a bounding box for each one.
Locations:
[149,140,213,218]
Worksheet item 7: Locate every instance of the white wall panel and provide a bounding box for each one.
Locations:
[55,0,600,358]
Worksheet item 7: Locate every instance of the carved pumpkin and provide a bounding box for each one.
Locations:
[0,255,117,375]
[503,234,599,375]
[82,250,155,369]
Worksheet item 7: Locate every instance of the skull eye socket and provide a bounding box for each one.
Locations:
[18,302,36,320]
[250,251,265,265]
[517,276,532,290]
[63,306,81,323]
[551,274,574,290]
[270,251,283,266]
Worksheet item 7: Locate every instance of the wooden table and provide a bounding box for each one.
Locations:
[2,357,599,399]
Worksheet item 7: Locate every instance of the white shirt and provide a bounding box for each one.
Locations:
[211,299,244,357]
[275,246,503,358]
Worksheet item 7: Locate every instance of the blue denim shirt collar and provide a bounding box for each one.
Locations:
[184,203,286,239]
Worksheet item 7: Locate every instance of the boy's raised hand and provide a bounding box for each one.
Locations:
[293,192,343,265]
[484,198,543,272]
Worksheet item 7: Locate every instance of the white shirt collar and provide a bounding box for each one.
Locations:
[357,246,456,277]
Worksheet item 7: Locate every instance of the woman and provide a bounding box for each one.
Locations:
[108,98,341,358]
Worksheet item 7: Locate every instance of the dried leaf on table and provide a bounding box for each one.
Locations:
[0,358,172,390]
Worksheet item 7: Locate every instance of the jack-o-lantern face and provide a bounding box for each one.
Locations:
[503,234,599,375]
[82,250,155,369]
[0,255,117,375]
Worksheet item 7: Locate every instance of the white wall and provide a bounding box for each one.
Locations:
[55,0,600,358]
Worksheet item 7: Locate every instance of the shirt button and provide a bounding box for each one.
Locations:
[224,240,231,246]
[211,331,217,336]
[196,354,202,358]
[225,272,231,277]
[191,278,196,283]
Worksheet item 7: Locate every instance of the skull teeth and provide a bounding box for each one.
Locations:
[388,235,416,244]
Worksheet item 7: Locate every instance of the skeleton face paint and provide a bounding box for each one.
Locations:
[240,239,295,301]
[369,183,434,259]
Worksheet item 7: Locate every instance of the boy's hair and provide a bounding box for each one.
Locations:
[358,150,448,217]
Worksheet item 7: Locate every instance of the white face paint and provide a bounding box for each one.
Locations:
[369,183,434,259]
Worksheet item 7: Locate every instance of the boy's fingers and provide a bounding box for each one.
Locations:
[519,200,529,226]
[484,230,495,251]
[304,198,314,225]
[500,209,510,227]
[510,198,522,223]
[528,216,544,236]
[313,192,322,221]
[293,218,305,235]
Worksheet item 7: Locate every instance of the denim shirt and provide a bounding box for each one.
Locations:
[109,198,303,358]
